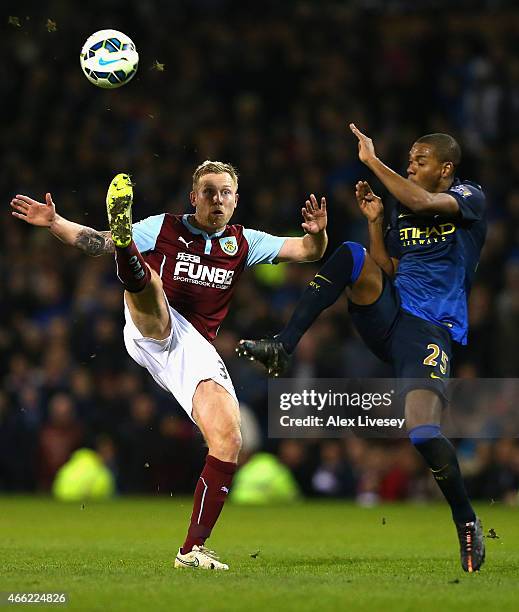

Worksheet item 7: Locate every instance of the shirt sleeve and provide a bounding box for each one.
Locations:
[243,228,286,267]
[132,214,166,252]
[447,183,486,223]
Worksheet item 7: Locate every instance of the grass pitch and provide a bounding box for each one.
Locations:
[1,497,518,611]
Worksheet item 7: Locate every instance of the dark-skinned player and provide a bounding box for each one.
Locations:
[238,124,487,572]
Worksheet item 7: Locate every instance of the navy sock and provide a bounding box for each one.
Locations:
[277,242,365,353]
[409,424,476,524]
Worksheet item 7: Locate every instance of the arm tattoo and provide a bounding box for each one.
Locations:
[74,229,115,256]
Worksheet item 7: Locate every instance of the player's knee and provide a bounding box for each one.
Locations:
[314,241,365,290]
[408,424,442,446]
[342,241,366,284]
[405,390,442,432]
[224,421,242,452]
[227,428,242,454]
[208,425,242,461]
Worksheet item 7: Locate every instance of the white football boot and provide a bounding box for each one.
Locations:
[174,545,229,570]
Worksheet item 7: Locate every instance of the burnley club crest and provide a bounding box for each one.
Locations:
[219,236,238,256]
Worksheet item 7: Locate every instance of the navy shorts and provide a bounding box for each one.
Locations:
[348,275,452,402]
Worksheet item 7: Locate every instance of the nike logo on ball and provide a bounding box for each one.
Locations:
[99,57,120,66]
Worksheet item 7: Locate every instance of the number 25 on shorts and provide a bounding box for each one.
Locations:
[423,343,449,376]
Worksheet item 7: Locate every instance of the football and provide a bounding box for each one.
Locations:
[80,29,139,89]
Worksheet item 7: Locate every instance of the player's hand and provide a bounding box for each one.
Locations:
[10,193,57,227]
[355,181,384,223]
[350,123,377,165]
[301,194,327,234]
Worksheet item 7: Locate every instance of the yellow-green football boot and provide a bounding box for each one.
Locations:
[106,173,133,248]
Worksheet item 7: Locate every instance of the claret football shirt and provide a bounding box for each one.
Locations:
[132,213,286,342]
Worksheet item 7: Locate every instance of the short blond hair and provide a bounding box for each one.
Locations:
[192,160,239,190]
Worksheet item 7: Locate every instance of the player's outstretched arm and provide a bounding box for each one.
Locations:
[349,124,459,216]
[10,193,114,256]
[356,181,397,277]
[276,194,328,262]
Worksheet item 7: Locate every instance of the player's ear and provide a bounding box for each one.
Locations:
[234,193,239,208]
[189,190,196,208]
[442,162,454,178]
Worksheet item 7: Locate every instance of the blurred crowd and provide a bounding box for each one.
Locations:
[1,2,518,502]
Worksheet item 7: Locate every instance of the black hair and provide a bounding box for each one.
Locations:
[415,133,462,167]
